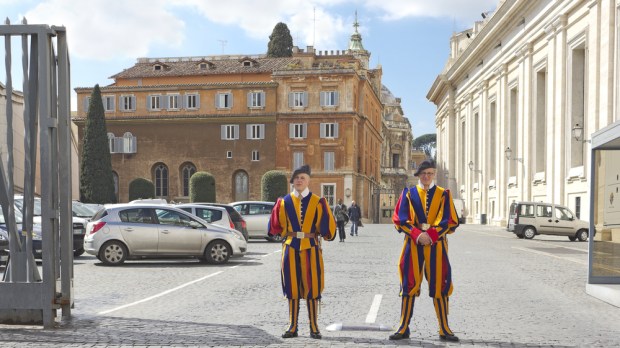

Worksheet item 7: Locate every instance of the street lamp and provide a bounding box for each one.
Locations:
[504,147,522,162]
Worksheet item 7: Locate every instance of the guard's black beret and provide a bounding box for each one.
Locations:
[290,164,311,183]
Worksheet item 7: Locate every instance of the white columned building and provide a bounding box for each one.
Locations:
[428,0,620,226]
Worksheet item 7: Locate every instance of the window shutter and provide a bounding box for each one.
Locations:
[260,124,265,139]
[131,96,136,111]
[131,136,137,153]
[247,92,252,107]
[110,96,115,111]
[260,92,265,107]
[147,95,152,111]
[320,92,325,106]
[234,125,239,139]
[195,94,201,109]
[334,123,339,138]
[303,123,307,138]
[288,93,294,108]
[303,92,308,107]
[118,96,124,111]
[215,94,220,108]
[334,91,339,106]
[289,124,295,138]
[84,97,90,112]
[221,125,226,139]
[228,93,233,108]
[320,123,326,138]
[245,124,250,139]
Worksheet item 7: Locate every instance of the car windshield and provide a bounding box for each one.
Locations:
[72,201,97,218]
[0,206,24,224]
[14,197,42,216]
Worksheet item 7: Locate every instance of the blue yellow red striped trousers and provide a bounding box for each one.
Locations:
[398,237,452,298]
[280,244,325,300]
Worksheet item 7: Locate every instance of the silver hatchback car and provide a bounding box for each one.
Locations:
[84,203,247,265]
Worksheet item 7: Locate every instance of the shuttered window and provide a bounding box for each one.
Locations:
[320,91,339,107]
[246,124,265,139]
[221,125,239,140]
[320,123,339,138]
[289,123,307,139]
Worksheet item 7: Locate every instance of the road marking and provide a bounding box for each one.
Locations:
[98,271,224,315]
[512,246,587,265]
[470,230,513,238]
[365,294,382,324]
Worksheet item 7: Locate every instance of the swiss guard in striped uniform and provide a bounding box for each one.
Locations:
[390,159,460,342]
[268,165,337,339]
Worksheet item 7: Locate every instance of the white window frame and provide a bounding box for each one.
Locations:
[248,91,265,108]
[289,123,307,139]
[293,152,304,169]
[320,123,339,138]
[320,91,339,107]
[167,94,180,110]
[290,91,307,108]
[216,92,233,109]
[149,95,161,111]
[321,184,336,207]
[119,95,136,112]
[246,124,265,140]
[103,95,115,112]
[227,151,233,159]
[221,125,239,140]
[324,151,335,171]
[251,150,260,161]
[185,93,199,110]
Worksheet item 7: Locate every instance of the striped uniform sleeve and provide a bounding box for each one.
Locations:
[268,197,285,236]
[317,197,337,241]
[426,189,460,243]
[392,188,422,241]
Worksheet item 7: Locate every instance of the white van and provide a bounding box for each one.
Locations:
[507,201,590,241]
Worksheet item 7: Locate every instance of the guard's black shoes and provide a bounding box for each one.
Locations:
[281,331,298,338]
[310,331,322,339]
[439,333,459,342]
[389,332,410,340]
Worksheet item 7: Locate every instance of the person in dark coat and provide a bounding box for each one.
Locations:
[348,201,361,236]
[333,199,348,242]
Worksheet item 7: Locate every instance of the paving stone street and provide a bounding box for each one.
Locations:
[1,223,619,347]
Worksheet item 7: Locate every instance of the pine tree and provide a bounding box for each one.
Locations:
[267,22,293,58]
[80,85,117,203]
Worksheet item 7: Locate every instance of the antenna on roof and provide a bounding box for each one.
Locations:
[217,40,228,54]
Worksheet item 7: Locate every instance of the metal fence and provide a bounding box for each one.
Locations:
[0,19,73,328]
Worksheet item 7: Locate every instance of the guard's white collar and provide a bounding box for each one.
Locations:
[417,181,435,191]
[293,188,310,198]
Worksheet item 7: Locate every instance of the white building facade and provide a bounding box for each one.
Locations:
[428,0,620,226]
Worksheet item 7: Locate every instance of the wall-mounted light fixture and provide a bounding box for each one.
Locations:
[468,161,482,173]
[504,147,522,162]
[571,123,591,143]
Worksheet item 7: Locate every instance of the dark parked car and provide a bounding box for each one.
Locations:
[0,204,42,260]
[191,203,249,241]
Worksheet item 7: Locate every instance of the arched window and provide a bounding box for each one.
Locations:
[181,163,196,197]
[112,171,119,201]
[154,163,169,197]
[234,171,249,201]
[107,132,115,153]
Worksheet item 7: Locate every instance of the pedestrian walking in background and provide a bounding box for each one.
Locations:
[348,200,361,236]
[390,159,461,342]
[333,199,348,242]
[267,165,336,340]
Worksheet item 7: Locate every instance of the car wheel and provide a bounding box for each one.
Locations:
[523,226,536,239]
[204,240,231,264]
[576,229,589,242]
[74,247,85,257]
[266,234,283,243]
[99,241,128,266]
[568,236,577,242]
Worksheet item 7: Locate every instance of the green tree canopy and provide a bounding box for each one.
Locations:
[79,85,117,204]
[267,22,293,57]
[413,133,437,160]
[261,170,288,202]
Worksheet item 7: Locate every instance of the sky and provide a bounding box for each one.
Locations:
[1,0,498,137]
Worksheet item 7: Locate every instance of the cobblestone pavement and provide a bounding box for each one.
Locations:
[1,223,619,347]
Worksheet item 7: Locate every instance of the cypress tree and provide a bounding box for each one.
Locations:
[79,85,117,204]
[267,22,293,58]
